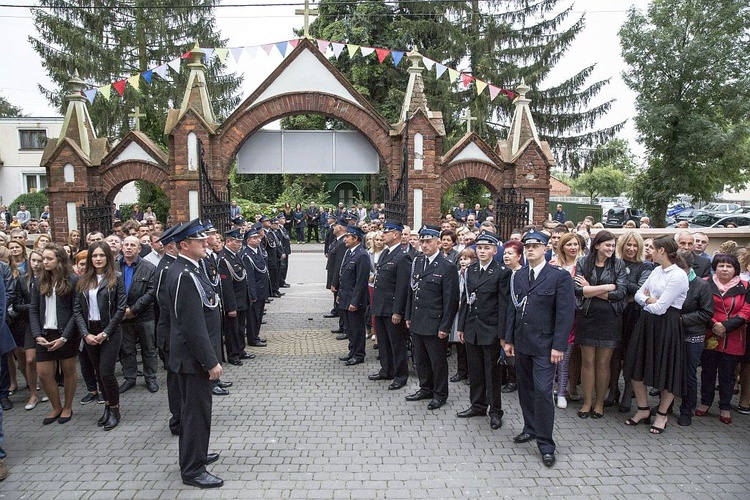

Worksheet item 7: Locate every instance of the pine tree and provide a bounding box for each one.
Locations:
[0,94,24,117]
[30,0,242,144]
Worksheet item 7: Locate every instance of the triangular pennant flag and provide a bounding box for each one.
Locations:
[448,68,460,82]
[246,45,259,58]
[275,41,288,56]
[475,80,488,95]
[317,39,330,53]
[461,73,474,87]
[230,47,244,62]
[215,48,229,62]
[141,70,153,84]
[502,89,515,100]
[153,64,170,80]
[331,42,345,58]
[435,63,447,79]
[112,79,127,96]
[289,39,299,48]
[347,44,360,57]
[375,48,390,63]
[83,88,97,104]
[422,57,435,70]
[99,84,111,101]
[127,74,140,91]
[360,47,375,57]
[391,50,404,66]
[180,51,191,59]
[261,43,274,55]
[488,85,501,101]
[167,58,181,74]
[203,48,215,60]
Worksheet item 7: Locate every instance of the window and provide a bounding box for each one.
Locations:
[24,174,48,193]
[19,130,48,150]
[337,183,357,207]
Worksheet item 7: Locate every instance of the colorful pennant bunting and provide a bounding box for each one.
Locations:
[112,79,127,96]
[392,51,404,67]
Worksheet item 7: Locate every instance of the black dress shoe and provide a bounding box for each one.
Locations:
[542,453,556,467]
[405,390,433,401]
[206,453,220,465]
[211,387,229,396]
[501,383,518,393]
[450,373,468,383]
[261,320,267,324]
[490,415,503,430]
[281,283,291,288]
[345,358,363,366]
[265,298,273,303]
[339,355,352,361]
[146,381,159,393]
[119,380,135,393]
[331,328,344,333]
[368,373,389,381]
[239,352,255,360]
[336,334,348,340]
[457,408,485,418]
[513,432,535,443]
[182,471,224,489]
[323,313,339,318]
[248,341,267,348]
[273,292,284,298]
[427,398,447,410]
[228,358,243,366]
[388,381,406,390]
[217,381,233,389]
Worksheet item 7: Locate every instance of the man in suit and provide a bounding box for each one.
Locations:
[165,219,223,488]
[242,227,270,349]
[369,222,413,389]
[457,231,510,430]
[675,231,711,277]
[504,230,574,467]
[305,202,320,243]
[325,220,347,333]
[336,225,371,365]
[405,225,459,410]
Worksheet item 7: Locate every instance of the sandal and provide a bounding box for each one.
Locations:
[695,405,710,417]
[625,406,652,426]
[650,410,668,434]
[737,405,750,415]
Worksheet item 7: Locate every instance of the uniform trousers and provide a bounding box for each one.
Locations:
[374,315,409,384]
[342,308,366,361]
[163,348,182,435]
[412,333,449,400]
[269,266,280,294]
[246,300,265,345]
[223,311,245,360]
[280,255,289,285]
[465,340,504,417]
[177,373,213,479]
[516,351,556,454]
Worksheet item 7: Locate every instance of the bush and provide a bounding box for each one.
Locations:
[9,191,49,218]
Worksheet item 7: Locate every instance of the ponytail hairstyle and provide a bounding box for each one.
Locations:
[652,235,679,264]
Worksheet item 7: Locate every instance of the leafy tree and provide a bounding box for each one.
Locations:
[620,0,750,227]
[0,94,24,117]
[589,138,638,176]
[135,181,170,223]
[572,166,629,204]
[30,0,242,144]
[10,191,49,217]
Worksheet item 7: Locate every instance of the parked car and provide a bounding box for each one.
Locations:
[679,213,750,228]
[671,208,709,223]
[667,203,693,217]
[731,206,750,215]
[604,207,647,228]
[701,202,741,214]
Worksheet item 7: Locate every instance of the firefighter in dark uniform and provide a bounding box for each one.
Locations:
[241,226,270,348]
[369,222,413,390]
[260,216,283,298]
[405,225,459,411]
[218,229,250,365]
[335,225,371,365]
[326,219,348,336]
[274,214,292,288]
[165,218,223,488]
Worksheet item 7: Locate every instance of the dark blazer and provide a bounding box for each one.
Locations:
[9,273,33,328]
[680,277,714,338]
[155,253,176,351]
[74,274,127,337]
[337,245,370,310]
[277,227,292,255]
[166,256,221,374]
[372,246,413,317]
[30,274,80,341]
[117,256,156,322]
[505,264,575,356]
[262,230,281,269]
[305,207,319,226]
[402,245,418,258]
[405,252,459,336]
[458,260,511,345]
[693,255,712,278]
[0,276,16,356]
[441,248,459,265]
[242,246,270,302]
[327,236,346,289]
[573,257,628,316]
[218,248,249,312]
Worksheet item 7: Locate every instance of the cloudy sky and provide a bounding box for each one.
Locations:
[0,0,651,160]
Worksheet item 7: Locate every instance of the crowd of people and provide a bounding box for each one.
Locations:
[0,200,748,482]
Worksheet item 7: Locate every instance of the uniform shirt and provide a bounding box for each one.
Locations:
[635,263,688,315]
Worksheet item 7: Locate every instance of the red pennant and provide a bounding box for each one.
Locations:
[501,89,515,100]
[180,51,191,59]
[461,74,474,87]
[375,48,390,63]
[289,39,299,48]
[112,79,127,96]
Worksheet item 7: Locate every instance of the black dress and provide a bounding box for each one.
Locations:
[576,266,623,349]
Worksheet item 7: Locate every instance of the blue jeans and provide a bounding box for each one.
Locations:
[681,341,704,416]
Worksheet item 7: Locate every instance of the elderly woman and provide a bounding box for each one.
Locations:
[573,230,628,419]
[696,253,750,425]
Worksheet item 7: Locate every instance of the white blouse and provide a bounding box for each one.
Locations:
[43,289,58,330]
[88,275,104,321]
[635,263,688,315]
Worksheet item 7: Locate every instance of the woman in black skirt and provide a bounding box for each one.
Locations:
[624,235,688,434]
[74,242,127,430]
[30,243,79,425]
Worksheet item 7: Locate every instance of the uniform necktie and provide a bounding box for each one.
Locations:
[529,268,535,285]
[479,267,485,278]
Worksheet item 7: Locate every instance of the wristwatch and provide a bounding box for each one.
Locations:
[60,337,67,343]
[101,332,109,340]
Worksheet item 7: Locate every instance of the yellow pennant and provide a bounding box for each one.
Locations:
[447,68,460,82]
[127,75,140,92]
[99,84,111,101]
[475,80,488,95]
[215,48,229,62]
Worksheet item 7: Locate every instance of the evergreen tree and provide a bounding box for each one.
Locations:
[0,94,24,117]
[30,0,242,144]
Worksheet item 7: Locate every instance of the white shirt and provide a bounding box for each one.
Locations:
[88,275,104,321]
[43,290,58,330]
[143,250,161,267]
[425,250,439,266]
[635,263,688,315]
[529,261,546,282]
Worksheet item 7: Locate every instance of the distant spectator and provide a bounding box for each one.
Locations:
[624,220,637,229]
[40,205,50,221]
[453,203,468,223]
[553,204,567,223]
[693,232,710,259]
[130,204,143,222]
[230,200,241,219]
[143,206,155,221]
[0,205,10,227]
[639,216,650,227]
[26,219,40,234]
[16,205,31,227]
[112,203,121,221]
[38,220,50,234]
[368,203,380,222]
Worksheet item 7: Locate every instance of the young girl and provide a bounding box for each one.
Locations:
[450,248,477,383]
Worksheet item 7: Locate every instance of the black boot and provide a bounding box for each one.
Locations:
[97,405,111,427]
[104,405,120,431]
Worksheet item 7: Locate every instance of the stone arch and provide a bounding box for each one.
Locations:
[100,160,171,202]
[440,160,510,199]
[217,92,395,179]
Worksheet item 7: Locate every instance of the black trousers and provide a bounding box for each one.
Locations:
[465,340,504,417]
[342,307,366,361]
[163,349,182,435]
[455,343,468,378]
[247,300,265,344]
[84,326,122,406]
[306,224,319,242]
[374,315,409,384]
[412,333,449,400]
[223,311,245,361]
[269,265,280,294]
[177,372,213,479]
[516,351,557,454]
[280,255,289,285]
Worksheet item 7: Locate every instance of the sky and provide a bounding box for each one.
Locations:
[0,0,652,162]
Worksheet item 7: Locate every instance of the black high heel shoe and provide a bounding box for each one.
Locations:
[603,388,621,408]
[650,410,668,434]
[624,406,651,426]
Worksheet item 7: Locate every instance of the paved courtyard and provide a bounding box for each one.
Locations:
[2,248,749,499]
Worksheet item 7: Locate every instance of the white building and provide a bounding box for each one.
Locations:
[0,116,63,208]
